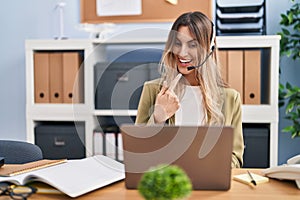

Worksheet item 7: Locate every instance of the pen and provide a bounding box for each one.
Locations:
[168,73,182,92]
[247,170,257,186]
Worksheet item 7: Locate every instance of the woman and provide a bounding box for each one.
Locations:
[135,11,244,168]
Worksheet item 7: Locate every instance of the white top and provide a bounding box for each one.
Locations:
[175,86,204,126]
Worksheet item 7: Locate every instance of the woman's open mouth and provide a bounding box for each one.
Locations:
[179,58,192,67]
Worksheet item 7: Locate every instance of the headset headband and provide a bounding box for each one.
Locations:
[209,22,216,52]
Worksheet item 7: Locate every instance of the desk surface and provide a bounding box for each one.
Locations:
[6,169,300,200]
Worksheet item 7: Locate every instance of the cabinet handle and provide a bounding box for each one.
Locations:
[54,137,66,146]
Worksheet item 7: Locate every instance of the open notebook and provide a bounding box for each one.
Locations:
[120,125,234,190]
[0,155,125,197]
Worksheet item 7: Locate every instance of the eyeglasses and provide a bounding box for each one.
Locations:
[0,182,37,200]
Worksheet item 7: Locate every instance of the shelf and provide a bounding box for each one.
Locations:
[242,105,278,123]
[92,28,169,44]
[94,110,137,116]
[25,35,280,166]
[29,114,89,122]
[25,39,94,50]
[216,35,280,48]
[93,105,278,123]
[28,104,91,117]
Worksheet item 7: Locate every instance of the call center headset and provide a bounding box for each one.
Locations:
[187,22,216,71]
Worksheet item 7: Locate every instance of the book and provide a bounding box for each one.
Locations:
[233,172,269,186]
[0,155,125,198]
[0,159,66,176]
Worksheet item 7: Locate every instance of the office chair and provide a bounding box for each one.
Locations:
[0,140,43,164]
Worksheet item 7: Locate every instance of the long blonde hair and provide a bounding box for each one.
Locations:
[159,11,227,125]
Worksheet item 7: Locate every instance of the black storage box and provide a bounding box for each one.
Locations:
[35,122,85,159]
[95,62,160,109]
[242,124,270,168]
[94,48,162,110]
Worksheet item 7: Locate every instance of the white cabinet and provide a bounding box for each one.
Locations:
[25,35,280,166]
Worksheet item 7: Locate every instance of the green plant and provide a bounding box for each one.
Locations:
[278,0,300,138]
[138,164,192,200]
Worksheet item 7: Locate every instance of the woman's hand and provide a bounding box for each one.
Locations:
[153,82,180,124]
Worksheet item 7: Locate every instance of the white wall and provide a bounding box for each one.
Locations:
[0,0,299,164]
[0,0,86,141]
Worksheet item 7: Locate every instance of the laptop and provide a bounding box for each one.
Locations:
[120,125,234,190]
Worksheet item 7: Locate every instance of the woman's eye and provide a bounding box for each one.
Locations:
[175,40,181,47]
[189,42,197,48]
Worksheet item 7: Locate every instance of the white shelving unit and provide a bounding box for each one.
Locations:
[25,39,97,157]
[25,35,280,166]
[217,35,280,167]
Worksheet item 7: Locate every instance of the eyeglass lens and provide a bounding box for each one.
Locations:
[0,182,36,200]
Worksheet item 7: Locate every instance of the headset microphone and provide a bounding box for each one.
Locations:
[187,47,214,71]
[187,22,216,71]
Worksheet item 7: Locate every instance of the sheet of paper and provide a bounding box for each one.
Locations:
[97,0,142,16]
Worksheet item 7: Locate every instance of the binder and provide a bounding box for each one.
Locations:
[244,50,261,104]
[49,53,63,103]
[227,50,244,102]
[62,52,83,103]
[93,125,123,161]
[218,50,228,83]
[117,133,124,162]
[34,52,50,103]
[93,131,103,155]
[105,133,117,160]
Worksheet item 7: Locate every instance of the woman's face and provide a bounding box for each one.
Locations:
[172,26,199,76]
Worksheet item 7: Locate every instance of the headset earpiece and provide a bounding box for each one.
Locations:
[209,23,216,52]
